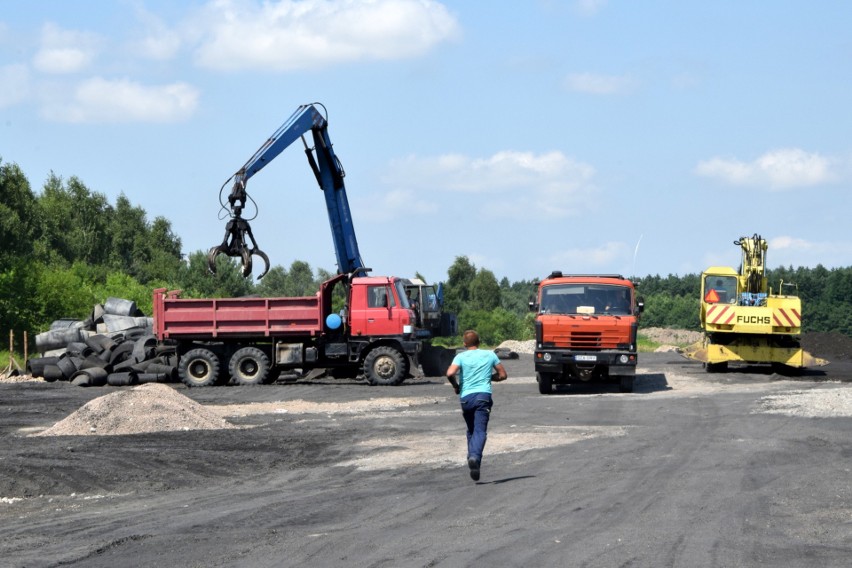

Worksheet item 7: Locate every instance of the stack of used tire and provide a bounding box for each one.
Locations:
[26,297,177,387]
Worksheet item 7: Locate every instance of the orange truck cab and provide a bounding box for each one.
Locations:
[530,272,643,393]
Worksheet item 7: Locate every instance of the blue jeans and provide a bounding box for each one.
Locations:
[461,392,493,463]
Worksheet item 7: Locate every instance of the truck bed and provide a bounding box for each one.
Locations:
[153,289,323,339]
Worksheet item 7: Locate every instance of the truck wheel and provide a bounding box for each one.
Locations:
[537,372,554,395]
[179,348,220,387]
[229,347,271,386]
[364,346,406,386]
[619,376,634,393]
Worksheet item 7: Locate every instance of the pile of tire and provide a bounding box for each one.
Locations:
[26,297,177,387]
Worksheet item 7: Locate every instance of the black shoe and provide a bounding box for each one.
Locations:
[467,457,480,481]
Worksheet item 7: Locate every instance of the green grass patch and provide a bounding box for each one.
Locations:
[0,349,26,372]
[637,335,661,353]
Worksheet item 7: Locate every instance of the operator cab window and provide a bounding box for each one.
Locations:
[704,276,737,304]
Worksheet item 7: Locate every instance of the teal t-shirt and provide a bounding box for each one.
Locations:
[452,349,500,397]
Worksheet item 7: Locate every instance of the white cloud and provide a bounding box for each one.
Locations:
[547,242,629,268]
[770,235,814,252]
[0,64,30,108]
[40,77,199,123]
[33,23,101,74]
[574,0,607,16]
[695,148,834,189]
[768,236,852,269]
[382,150,596,219]
[191,0,460,71]
[563,72,635,95]
[353,187,438,222]
[130,8,182,60]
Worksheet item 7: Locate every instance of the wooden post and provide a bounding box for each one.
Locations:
[4,329,22,374]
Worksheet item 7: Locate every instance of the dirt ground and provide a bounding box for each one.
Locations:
[1,331,852,567]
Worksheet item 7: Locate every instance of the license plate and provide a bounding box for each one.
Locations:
[575,355,597,362]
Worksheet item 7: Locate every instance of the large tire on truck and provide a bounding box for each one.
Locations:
[364,346,407,386]
[229,347,271,386]
[420,344,455,377]
[178,348,220,387]
[537,372,555,395]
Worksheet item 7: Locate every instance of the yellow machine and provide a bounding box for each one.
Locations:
[682,234,827,372]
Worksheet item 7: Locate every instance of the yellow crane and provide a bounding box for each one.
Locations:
[682,234,827,373]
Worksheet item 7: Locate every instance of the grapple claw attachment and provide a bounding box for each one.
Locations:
[207,214,268,278]
[251,248,271,280]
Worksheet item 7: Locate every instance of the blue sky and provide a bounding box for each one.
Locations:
[2,1,851,285]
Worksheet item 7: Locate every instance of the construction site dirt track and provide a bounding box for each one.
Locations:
[1,332,851,567]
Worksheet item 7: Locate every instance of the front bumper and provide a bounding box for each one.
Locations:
[534,349,637,377]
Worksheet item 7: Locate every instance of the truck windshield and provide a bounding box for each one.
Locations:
[540,284,632,315]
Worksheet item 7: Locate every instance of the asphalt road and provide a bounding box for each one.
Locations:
[2,352,852,567]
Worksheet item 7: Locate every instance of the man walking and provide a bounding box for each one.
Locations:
[446,330,508,481]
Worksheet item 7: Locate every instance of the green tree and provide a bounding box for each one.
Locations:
[177,251,254,298]
[443,256,476,314]
[0,159,40,266]
[500,278,537,316]
[108,193,148,274]
[469,268,501,311]
[36,174,113,266]
[91,271,156,316]
[32,262,98,327]
[0,259,41,335]
[285,260,317,296]
[255,265,289,296]
[138,216,184,283]
[458,307,529,345]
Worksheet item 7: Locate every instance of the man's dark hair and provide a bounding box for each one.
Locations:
[462,330,480,347]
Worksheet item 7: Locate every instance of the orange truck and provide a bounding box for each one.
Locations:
[530,272,643,393]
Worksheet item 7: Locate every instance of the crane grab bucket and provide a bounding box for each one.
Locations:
[207,213,270,279]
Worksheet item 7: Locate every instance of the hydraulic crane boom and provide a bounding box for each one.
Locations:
[208,103,365,278]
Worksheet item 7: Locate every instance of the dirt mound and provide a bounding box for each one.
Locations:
[802,332,852,362]
[497,340,535,354]
[33,383,239,436]
[640,327,703,346]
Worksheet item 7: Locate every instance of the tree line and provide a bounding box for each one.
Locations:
[3,158,852,353]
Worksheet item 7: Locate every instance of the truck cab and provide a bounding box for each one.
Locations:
[348,276,416,337]
[531,272,643,393]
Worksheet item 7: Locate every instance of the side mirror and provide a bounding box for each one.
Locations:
[528,300,538,312]
[635,296,645,315]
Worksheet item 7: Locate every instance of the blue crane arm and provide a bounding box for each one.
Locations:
[226,103,365,276]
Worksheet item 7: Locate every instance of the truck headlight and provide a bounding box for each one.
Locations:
[618,354,628,364]
[543,353,552,362]
[403,325,413,334]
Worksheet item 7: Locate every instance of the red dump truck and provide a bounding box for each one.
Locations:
[530,272,643,393]
[154,272,421,387]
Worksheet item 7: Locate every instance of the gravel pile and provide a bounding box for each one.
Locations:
[640,327,703,346]
[33,383,239,436]
[497,340,535,354]
[754,388,852,418]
